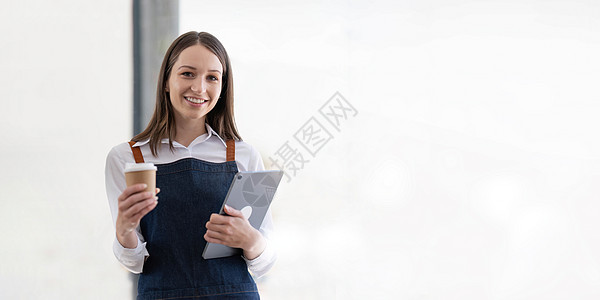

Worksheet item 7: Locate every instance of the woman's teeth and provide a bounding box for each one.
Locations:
[185,97,208,104]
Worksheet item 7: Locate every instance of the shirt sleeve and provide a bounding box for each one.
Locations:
[105,144,149,274]
[242,143,278,278]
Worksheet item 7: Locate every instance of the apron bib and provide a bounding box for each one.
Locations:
[128,140,259,300]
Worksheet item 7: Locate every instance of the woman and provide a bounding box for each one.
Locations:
[105,31,276,299]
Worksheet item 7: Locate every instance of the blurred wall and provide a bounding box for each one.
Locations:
[180,1,600,299]
[0,0,133,298]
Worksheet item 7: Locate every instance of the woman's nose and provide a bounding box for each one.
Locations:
[191,79,206,93]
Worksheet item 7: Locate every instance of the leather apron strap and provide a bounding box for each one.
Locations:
[128,141,145,163]
[226,139,236,162]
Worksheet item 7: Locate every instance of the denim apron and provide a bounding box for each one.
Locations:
[128,140,259,300]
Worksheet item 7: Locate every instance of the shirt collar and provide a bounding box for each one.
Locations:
[204,123,227,147]
[131,123,227,148]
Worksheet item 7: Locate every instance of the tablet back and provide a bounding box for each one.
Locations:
[202,170,284,259]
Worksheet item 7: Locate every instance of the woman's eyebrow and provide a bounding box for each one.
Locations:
[178,65,196,70]
[177,65,222,74]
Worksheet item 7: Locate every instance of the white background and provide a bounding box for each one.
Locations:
[1,0,600,299]
[0,0,133,298]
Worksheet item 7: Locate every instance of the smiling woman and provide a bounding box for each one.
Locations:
[133,31,240,157]
[105,31,275,300]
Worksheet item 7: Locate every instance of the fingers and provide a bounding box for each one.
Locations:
[205,213,255,249]
[117,184,158,229]
[130,198,158,221]
[204,225,235,245]
[223,205,243,218]
[204,232,225,245]
[205,216,233,246]
[209,213,229,224]
[205,222,232,235]
[115,185,158,235]
[209,208,244,224]
[118,184,149,202]
[118,190,155,212]
[204,222,256,249]
[124,196,158,219]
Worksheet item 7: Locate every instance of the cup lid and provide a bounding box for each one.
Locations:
[125,163,157,172]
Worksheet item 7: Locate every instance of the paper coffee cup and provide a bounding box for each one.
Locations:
[124,163,157,194]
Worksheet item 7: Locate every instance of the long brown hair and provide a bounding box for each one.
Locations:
[132,31,241,156]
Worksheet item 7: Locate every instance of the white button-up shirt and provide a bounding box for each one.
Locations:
[105,123,276,278]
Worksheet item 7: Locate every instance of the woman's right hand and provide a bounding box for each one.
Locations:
[115,184,159,248]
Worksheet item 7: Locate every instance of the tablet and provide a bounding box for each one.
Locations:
[202,170,284,259]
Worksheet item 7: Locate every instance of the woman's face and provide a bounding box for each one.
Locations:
[166,44,223,125]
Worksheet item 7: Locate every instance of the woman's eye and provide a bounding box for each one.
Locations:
[208,75,219,81]
[182,72,194,77]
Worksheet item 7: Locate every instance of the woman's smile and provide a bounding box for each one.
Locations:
[184,96,210,105]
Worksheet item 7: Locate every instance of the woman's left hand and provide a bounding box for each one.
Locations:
[204,205,266,260]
